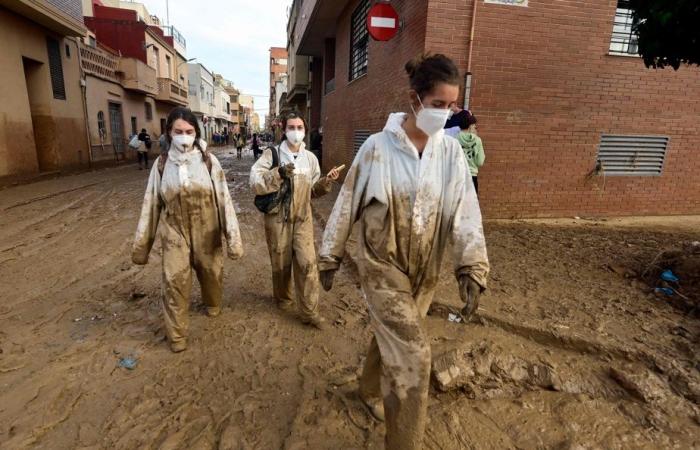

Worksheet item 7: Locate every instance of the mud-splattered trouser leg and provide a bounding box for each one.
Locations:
[161,223,193,345]
[191,211,224,313]
[359,263,431,450]
[265,214,294,307]
[264,214,321,319]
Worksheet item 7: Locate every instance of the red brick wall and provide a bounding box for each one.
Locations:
[320,0,700,218]
[424,0,700,217]
[322,0,429,173]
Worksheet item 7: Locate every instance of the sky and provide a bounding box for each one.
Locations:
[137,0,291,119]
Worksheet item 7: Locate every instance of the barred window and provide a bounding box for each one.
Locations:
[609,0,639,55]
[349,0,370,81]
[145,102,153,121]
[46,37,66,100]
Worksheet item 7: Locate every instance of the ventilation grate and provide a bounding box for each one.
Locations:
[596,134,668,176]
[353,130,371,155]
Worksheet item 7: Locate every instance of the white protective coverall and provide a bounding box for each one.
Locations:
[132,140,243,347]
[250,140,333,320]
[318,113,489,449]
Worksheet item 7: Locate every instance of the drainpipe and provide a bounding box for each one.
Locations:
[464,0,478,110]
[73,37,93,168]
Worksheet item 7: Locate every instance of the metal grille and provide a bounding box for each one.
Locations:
[609,1,638,55]
[597,134,669,176]
[354,130,371,155]
[349,0,370,81]
[46,37,66,100]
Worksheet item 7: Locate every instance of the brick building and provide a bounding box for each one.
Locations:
[268,46,288,123]
[293,0,700,218]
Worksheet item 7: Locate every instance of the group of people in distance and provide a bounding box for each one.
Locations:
[131,53,489,450]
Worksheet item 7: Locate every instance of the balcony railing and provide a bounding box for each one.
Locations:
[157,78,188,106]
[79,43,119,83]
[118,58,158,95]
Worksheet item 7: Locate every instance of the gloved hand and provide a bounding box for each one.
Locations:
[458,275,483,320]
[320,269,337,291]
[278,163,295,179]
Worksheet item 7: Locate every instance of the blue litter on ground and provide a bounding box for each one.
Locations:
[118,356,138,370]
[655,287,674,296]
[660,270,679,283]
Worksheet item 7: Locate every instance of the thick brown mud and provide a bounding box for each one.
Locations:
[0,146,698,449]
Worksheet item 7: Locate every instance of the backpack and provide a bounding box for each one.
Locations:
[158,147,212,176]
[254,146,292,215]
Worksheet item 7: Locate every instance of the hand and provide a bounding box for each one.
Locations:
[320,269,337,291]
[458,275,482,320]
[327,167,340,181]
[278,163,295,179]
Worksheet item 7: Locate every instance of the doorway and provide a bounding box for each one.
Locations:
[108,102,125,159]
[22,57,56,172]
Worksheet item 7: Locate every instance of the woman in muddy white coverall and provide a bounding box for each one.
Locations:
[250,112,340,329]
[318,55,490,449]
[132,107,243,353]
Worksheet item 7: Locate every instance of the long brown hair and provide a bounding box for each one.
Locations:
[405,54,460,100]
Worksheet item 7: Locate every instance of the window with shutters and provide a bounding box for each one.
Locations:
[353,130,371,155]
[46,37,66,100]
[596,134,669,176]
[349,0,370,82]
[65,44,71,58]
[145,102,153,121]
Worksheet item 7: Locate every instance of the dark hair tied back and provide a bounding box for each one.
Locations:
[405,53,460,99]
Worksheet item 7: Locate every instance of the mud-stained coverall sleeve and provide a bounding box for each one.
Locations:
[210,154,244,259]
[132,160,163,265]
[250,148,283,195]
[450,146,490,288]
[310,152,333,198]
[318,137,373,271]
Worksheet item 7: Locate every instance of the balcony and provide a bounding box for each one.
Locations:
[296,0,352,56]
[118,58,158,95]
[156,78,188,106]
[79,43,119,84]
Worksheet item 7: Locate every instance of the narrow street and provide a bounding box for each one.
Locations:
[0,147,698,449]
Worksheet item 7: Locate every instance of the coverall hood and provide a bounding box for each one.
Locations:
[382,112,446,157]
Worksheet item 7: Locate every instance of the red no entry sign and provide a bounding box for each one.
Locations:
[366,3,399,41]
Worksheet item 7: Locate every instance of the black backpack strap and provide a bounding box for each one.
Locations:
[269,145,279,169]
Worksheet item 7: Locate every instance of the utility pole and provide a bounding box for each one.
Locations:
[165,0,170,26]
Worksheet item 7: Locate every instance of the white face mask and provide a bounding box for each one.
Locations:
[171,134,195,152]
[411,97,451,136]
[286,130,305,146]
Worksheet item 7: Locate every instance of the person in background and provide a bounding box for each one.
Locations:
[318,54,489,450]
[132,107,243,353]
[236,133,245,160]
[251,133,261,159]
[137,128,151,170]
[457,110,485,194]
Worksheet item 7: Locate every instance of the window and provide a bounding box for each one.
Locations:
[349,0,370,81]
[88,36,96,48]
[596,134,669,176]
[166,55,172,78]
[46,37,66,100]
[609,1,639,55]
[65,44,71,58]
[200,84,204,100]
[354,130,371,155]
[145,102,153,121]
[131,117,137,136]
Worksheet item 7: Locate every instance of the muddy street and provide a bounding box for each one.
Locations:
[0,147,698,449]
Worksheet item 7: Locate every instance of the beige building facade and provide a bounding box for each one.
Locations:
[0,1,90,180]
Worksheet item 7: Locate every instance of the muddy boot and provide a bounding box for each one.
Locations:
[206,306,221,317]
[301,314,327,331]
[361,394,385,422]
[170,340,187,353]
[278,299,295,312]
